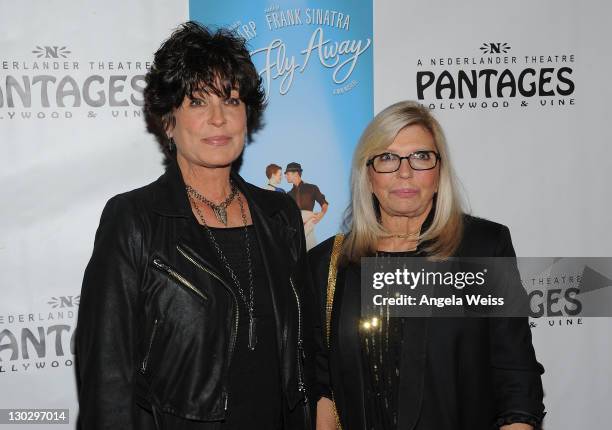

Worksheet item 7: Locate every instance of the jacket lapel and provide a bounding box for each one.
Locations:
[151,161,298,321]
[333,264,369,428]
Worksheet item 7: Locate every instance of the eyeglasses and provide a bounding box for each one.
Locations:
[366,151,441,173]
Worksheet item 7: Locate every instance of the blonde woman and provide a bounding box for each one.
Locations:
[309,101,545,430]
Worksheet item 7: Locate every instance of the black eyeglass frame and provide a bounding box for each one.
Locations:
[366,150,441,173]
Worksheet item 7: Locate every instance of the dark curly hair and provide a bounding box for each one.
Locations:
[144,21,266,166]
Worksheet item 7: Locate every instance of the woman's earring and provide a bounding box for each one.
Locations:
[168,137,175,152]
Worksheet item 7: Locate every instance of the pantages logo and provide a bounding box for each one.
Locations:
[32,45,72,59]
[526,272,584,329]
[0,45,149,121]
[416,42,575,111]
[230,4,371,96]
[523,259,612,329]
[0,295,79,373]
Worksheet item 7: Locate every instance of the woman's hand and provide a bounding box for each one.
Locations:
[316,397,337,430]
[500,424,534,430]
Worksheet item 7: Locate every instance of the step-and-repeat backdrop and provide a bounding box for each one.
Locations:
[374,1,612,428]
[1,0,609,428]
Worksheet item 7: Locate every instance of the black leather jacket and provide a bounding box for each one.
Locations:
[76,162,317,429]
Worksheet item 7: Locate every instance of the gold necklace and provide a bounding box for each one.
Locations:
[382,232,420,239]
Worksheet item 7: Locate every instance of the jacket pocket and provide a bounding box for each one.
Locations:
[151,256,208,302]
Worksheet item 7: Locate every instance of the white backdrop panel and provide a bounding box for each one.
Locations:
[374,0,612,428]
[0,1,187,428]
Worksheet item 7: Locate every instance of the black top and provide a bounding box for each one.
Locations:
[206,225,282,429]
[361,251,417,429]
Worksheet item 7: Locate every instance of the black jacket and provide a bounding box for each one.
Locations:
[308,215,546,430]
[76,162,318,429]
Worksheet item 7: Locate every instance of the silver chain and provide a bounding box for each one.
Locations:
[186,184,238,226]
[187,185,255,318]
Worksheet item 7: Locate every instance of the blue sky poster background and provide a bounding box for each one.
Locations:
[190,0,373,243]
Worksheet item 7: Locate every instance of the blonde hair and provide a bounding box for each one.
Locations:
[341,101,464,264]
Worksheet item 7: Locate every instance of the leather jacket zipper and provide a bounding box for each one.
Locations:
[152,258,208,301]
[176,244,238,411]
[290,276,308,402]
[140,318,159,374]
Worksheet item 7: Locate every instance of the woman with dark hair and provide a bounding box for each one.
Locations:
[76,22,316,430]
[310,101,545,430]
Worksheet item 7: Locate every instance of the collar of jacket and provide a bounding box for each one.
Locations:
[150,159,298,281]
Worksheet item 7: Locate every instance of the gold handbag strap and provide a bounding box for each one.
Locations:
[325,234,345,430]
[326,233,345,347]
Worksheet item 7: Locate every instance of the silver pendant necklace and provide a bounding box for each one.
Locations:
[186,184,238,226]
[188,184,257,350]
